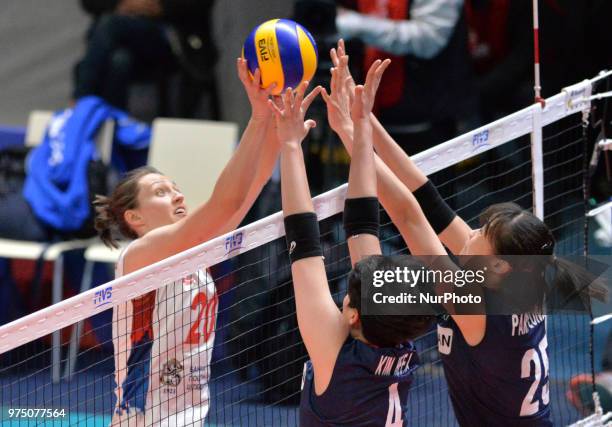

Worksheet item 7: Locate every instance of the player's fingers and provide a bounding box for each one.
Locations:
[252,68,262,87]
[263,82,277,96]
[374,59,391,82]
[364,59,382,88]
[331,47,340,67]
[302,85,322,112]
[354,85,364,101]
[304,119,317,132]
[338,38,346,56]
[343,76,354,98]
[353,85,364,115]
[294,80,308,108]
[340,55,349,70]
[282,86,294,112]
[271,95,283,110]
[236,58,248,83]
[370,59,391,96]
[346,79,355,105]
[267,99,283,117]
[337,56,350,88]
[329,67,337,94]
[320,87,331,104]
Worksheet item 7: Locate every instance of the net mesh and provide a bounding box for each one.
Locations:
[0,73,609,426]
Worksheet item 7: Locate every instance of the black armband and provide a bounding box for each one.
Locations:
[413,180,456,234]
[284,212,323,264]
[343,197,380,238]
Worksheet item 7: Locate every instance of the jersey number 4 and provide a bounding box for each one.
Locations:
[386,383,403,427]
[520,335,550,416]
[184,292,218,345]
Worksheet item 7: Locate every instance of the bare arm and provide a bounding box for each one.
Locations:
[126,61,277,271]
[271,82,348,395]
[322,51,442,256]
[345,61,388,265]
[323,42,485,345]
[369,113,472,255]
[330,40,471,255]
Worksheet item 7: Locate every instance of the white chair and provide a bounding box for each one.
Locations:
[25,110,54,147]
[148,118,238,205]
[0,110,114,383]
[64,117,238,379]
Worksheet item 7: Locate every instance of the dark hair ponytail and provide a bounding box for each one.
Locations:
[93,166,161,248]
[547,257,608,312]
[481,202,608,309]
[93,194,120,248]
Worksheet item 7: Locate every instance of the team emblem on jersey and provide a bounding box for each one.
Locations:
[160,358,184,387]
[437,325,453,355]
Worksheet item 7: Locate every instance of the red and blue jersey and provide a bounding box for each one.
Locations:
[112,245,218,426]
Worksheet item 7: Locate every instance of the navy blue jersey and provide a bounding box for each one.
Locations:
[438,312,551,426]
[300,337,419,426]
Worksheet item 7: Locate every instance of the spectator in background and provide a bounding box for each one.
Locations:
[466,0,612,125]
[465,0,532,123]
[73,0,218,119]
[335,0,473,155]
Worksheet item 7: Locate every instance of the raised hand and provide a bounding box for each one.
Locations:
[321,40,357,135]
[330,39,356,94]
[350,59,391,122]
[268,82,321,146]
[321,63,352,135]
[237,57,277,121]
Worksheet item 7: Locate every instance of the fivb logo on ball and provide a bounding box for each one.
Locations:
[243,19,318,96]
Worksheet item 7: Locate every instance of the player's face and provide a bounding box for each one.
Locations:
[132,173,187,234]
[460,227,513,288]
[459,228,494,256]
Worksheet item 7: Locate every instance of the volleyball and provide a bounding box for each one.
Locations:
[242,19,318,95]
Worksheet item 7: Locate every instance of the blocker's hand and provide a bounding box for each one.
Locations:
[321,56,353,135]
[237,57,277,121]
[350,59,390,122]
[268,82,321,146]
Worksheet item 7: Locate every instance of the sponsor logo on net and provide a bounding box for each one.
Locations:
[225,231,245,255]
[471,129,490,151]
[93,286,112,308]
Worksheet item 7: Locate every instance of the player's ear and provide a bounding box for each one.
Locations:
[490,257,511,275]
[125,209,144,229]
[348,307,360,327]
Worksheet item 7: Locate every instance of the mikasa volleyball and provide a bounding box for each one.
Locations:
[242,19,318,95]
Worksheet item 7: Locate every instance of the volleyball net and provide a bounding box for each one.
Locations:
[0,71,610,426]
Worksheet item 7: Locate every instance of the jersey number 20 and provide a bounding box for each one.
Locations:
[520,335,550,416]
[184,292,218,345]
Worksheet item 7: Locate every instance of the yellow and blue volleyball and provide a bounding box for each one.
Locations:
[242,19,318,95]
